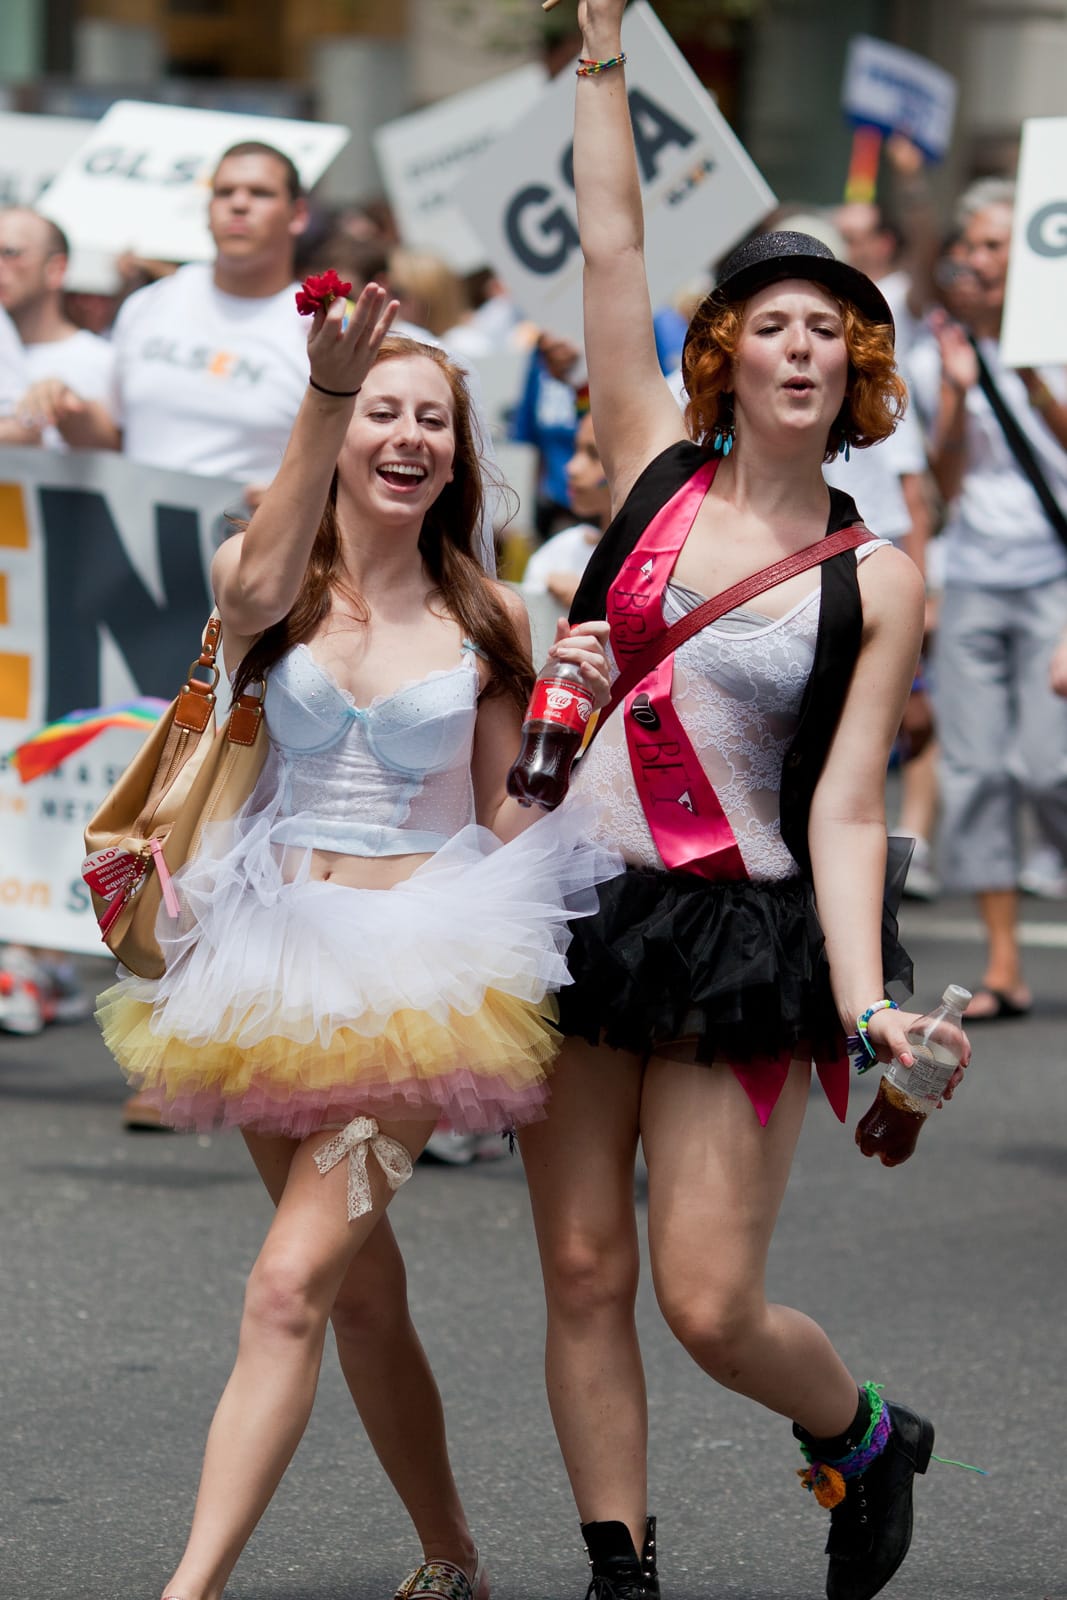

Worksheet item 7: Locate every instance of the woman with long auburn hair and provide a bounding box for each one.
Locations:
[96,288,619,1600]
[516,5,970,1599]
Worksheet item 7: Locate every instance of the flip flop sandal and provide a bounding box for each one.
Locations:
[965,987,1031,1021]
[393,1550,485,1600]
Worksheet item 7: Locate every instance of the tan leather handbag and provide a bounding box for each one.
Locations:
[82,615,267,979]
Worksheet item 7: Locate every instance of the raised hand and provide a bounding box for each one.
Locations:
[306,282,399,400]
[929,308,978,394]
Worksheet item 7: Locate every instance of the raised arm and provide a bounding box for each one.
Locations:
[211,283,397,640]
[574,0,686,501]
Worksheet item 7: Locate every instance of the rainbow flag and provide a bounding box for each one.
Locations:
[10,698,169,783]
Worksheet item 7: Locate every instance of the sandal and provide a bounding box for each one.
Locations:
[393,1549,485,1600]
[964,987,1031,1021]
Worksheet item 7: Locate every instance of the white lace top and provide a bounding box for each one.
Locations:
[570,543,887,881]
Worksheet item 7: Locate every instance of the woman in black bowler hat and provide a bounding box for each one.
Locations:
[516,4,970,1598]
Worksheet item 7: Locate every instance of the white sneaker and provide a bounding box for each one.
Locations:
[0,948,46,1036]
[1019,844,1067,899]
[902,836,939,901]
[421,1129,477,1166]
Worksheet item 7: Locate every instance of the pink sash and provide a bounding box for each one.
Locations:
[607,459,749,880]
[605,458,856,1126]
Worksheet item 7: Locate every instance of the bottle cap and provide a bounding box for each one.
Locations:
[942,984,972,1011]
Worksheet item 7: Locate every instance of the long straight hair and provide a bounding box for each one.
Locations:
[231,336,533,711]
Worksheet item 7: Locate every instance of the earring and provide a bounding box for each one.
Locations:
[712,404,736,457]
[842,438,851,462]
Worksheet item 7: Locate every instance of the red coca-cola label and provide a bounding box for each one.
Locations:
[526,674,594,732]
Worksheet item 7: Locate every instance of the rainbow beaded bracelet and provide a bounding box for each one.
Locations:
[577,52,627,77]
[849,999,898,1073]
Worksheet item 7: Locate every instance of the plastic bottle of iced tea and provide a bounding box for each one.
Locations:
[855,985,971,1167]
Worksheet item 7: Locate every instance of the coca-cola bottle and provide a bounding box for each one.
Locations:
[855,984,971,1166]
[506,658,595,810]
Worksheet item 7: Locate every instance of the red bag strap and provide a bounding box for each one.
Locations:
[594,524,874,736]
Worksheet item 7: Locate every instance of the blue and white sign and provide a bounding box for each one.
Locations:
[842,35,957,162]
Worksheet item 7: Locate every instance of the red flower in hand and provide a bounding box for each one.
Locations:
[295,269,353,317]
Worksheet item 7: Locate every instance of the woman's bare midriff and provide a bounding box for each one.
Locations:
[290,847,436,891]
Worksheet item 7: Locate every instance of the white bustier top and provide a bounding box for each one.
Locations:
[571,542,887,881]
[253,642,481,856]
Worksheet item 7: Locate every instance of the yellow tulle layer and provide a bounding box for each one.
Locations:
[98,983,560,1114]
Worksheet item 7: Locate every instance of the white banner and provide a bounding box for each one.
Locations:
[39,100,349,266]
[842,35,957,162]
[0,448,242,953]
[450,1,775,344]
[1001,118,1067,369]
[374,64,547,275]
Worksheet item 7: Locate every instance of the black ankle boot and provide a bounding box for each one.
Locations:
[795,1399,935,1600]
[581,1518,660,1599]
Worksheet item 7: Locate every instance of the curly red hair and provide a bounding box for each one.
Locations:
[681,295,907,462]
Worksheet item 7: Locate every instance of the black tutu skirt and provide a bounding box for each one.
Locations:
[557,867,913,1068]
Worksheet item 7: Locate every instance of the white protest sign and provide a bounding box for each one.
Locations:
[451,1,775,344]
[0,113,94,209]
[842,35,957,161]
[38,100,349,265]
[0,113,120,293]
[1001,117,1067,368]
[374,64,547,274]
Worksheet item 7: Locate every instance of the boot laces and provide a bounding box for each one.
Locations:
[584,1573,651,1600]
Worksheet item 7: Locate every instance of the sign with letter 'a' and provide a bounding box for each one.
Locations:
[451,0,775,346]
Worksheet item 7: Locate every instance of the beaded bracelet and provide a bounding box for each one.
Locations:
[309,377,361,398]
[577,52,627,77]
[849,999,898,1073]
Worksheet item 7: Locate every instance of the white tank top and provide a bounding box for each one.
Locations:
[570,542,888,881]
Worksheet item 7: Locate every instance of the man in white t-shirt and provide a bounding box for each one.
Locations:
[0,208,114,451]
[41,141,310,496]
[910,179,1067,1021]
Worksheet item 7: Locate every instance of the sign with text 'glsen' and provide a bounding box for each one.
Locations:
[842,35,957,162]
[374,64,547,275]
[38,100,349,265]
[450,1,775,344]
[1001,118,1067,369]
[0,448,241,952]
[0,113,121,293]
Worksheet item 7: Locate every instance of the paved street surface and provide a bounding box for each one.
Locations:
[2,894,1066,1600]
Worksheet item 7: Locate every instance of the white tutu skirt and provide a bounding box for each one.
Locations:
[99,789,621,1138]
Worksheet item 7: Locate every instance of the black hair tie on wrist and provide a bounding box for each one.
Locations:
[309,377,361,398]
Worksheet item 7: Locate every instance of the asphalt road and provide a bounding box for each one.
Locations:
[2,894,1065,1600]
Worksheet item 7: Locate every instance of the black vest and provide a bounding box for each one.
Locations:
[569,441,867,881]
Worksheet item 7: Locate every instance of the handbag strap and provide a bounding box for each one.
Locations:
[969,337,1067,550]
[592,523,874,740]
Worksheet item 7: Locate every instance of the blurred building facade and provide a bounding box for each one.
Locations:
[1,0,1065,207]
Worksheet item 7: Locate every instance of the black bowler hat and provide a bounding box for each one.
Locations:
[686,230,894,352]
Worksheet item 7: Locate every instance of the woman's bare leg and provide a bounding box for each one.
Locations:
[642,1057,858,1438]
[518,1038,648,1555]
[161,1115,436,1600]
[330,1223,482,1581]
[243,1133,481,1581]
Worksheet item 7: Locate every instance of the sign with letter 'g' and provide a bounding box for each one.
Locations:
[451,0,775,345]
[1001,117,1067,369]
[39,100,349,266]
